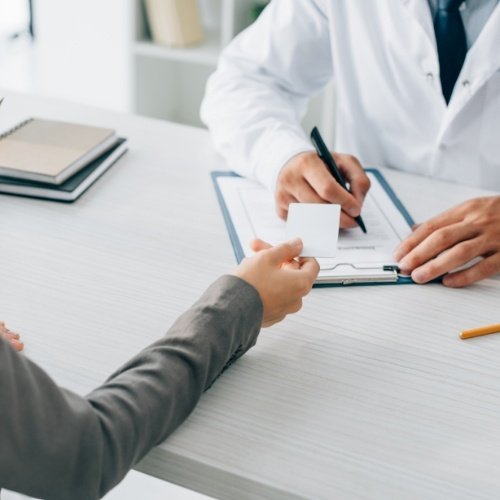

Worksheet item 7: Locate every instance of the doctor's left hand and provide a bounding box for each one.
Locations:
[394,196,500,287]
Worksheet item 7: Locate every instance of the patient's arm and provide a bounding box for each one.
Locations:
[0,276,262,500]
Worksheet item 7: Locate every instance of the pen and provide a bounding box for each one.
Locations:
[460,323,500,340]
[310,126,367,233]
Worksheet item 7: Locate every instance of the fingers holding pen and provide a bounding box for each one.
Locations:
[334,152,371,207]
[276,152,362,228]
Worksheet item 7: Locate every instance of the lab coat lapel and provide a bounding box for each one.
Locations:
[454,4,500,105]
[398,0,446,108]
[401,0,437,51]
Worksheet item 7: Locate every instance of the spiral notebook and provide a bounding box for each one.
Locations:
[0,117,119,185]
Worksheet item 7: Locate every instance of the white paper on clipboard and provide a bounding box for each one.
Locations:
[213,169,414,285]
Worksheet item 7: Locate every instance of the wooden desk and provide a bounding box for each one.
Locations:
[1,93,499,500]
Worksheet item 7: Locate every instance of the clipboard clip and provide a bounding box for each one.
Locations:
[316,262,405,285]
[383,265,412,279]
[383,265,400,273]
[320,262,400,273]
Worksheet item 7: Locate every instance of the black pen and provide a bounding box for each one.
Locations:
[310,126,367,233]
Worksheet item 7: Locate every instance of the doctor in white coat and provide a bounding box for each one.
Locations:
[201,0,500,287]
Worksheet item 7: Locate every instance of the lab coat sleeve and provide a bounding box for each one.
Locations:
[0,275,262,500]
[200,0,333,192]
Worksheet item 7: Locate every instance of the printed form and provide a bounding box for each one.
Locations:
[216,171,414,284]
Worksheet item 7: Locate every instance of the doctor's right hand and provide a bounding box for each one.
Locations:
[233,238,319,328]
[275,151,371,226]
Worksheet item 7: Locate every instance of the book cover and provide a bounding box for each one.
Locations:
[145,0,204,47]
[0,138,127,202]
[0,118,118,184]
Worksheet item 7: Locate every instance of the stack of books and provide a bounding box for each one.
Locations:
[144,0,204,47]
[0,117,128,202]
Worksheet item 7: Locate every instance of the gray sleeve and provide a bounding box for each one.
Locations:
[0,275,263,500]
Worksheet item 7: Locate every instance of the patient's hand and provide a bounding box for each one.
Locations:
[233,238,319,327]
[0,321,24,351]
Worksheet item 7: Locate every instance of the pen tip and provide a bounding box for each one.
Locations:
[357,219,367,233]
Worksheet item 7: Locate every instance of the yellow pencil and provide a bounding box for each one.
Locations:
[460,323,500,340]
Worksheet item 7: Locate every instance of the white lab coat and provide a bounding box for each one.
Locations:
[201,0,500,193]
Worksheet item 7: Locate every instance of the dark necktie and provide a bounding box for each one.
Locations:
[434,0,467,104]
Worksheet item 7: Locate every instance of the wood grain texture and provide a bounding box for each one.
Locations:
[1,92,499,500]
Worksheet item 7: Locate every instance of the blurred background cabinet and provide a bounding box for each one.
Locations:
[130,0,334,133]
[1,0,334,136]
[132,0,266,126]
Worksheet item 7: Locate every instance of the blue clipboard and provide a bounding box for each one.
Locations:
[212,168,416,287]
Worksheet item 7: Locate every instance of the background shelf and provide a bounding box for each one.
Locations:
[131,0,335,137]
[133,28,222,66]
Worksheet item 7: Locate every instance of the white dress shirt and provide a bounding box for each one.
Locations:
[201,0,500,193]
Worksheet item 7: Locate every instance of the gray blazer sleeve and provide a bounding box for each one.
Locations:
[0,275,263,500]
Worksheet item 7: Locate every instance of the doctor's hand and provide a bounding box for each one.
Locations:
[394,196,500,287]
[275,151,371,226]
[233,238,319,327]
[0,321,24,352]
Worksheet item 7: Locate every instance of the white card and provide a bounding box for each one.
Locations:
[285,203,340,257]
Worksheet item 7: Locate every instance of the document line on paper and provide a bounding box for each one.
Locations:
[216,171,414,284]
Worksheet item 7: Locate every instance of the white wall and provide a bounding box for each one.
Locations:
[0,0,132,112]
[32,0,131,111]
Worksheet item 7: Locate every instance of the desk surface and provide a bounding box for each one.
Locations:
[1,93,500,500]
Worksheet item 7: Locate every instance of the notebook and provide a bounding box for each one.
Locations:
[0,118,119,184]
[212,169,416,286]
[0,138,128,202]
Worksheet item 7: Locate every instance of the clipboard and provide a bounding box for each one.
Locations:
[212,168,415,287]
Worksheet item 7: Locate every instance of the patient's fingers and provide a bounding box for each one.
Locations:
[2,331,20,340]
[0,326,24,352]
[9,338,24,351]
[250,238,272,252]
